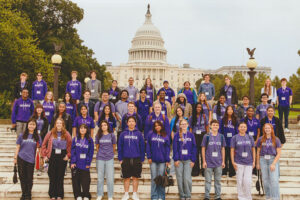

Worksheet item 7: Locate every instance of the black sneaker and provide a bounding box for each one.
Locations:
[204,198,209,200]
[216,198,222,200]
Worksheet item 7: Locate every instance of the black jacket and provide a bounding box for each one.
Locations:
[33,116,49,140]
[14,81,31,99]
[50,112,72,134]
[260,116,286,144]
[77,100,95,119]
[220,84,238,105]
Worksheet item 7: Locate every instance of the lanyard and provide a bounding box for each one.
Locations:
[182,133,188,147]
[210,133,219,152]
[79,138,86,146]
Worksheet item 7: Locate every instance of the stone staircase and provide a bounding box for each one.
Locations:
[0,124,300,200]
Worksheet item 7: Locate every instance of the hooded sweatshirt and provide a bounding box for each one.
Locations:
[31,80,47,100]
[173,93,193,118]
[66,80,82,100]
[146,131,170,163]
[11,98,34,123]
[144,112,170,140]
[70,137,94,171]
[118,128,145,162]
[173,131,197,162]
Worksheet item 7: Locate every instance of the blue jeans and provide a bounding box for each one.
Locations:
[204,166,222,199]
[278,105,289,128]
[96,159,114,198]
[175,160,192,199]
[150,162,166,200]
[260,156,280,200]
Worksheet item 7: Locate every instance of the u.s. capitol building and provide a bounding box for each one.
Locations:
[106,5,271,90]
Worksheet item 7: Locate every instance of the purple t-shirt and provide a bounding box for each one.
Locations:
[95,133,116,161]
[43,101,55,124]
[256,103,271,121]
[146,86,154,102]
[94,101,116,115]
[52,132,67,150]
[201,103,211,123]
[72,116,95,129]
[231,134,255,166]
[126,86,139,102]
[201,133,226,168]
[36,118,44,134]
[277,87,293,107]
[17,133,42,164]
[256,137,281,157]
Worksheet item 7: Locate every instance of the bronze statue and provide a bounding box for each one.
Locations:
[246,48,256,59]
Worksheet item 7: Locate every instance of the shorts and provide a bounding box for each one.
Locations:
[121,158,142,178]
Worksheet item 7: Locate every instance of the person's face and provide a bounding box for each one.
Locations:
[121,91,128,99]
[46,92,53,101]
[220,96,225,104]
[101,122,108,132]
[159,91,166,99]
[266,79,271,86]
[261,95,268,103]
[180,121,188,131]
[154,104,162,113]
[36,108,43,115]
[20,75,27,81]
[79,127,87,135]
[71,73,77,79]
[227,107,233,115]
[65,94,70,102]
[55,119,63,130]
[163,82,169,88]
[225,77,230,85]
[184,82,190,89]
[211,123,219,132]
[59,104,66,113]
[267,108,274,117]
[81,107,87,115]
[91,72,96,79]
[200,94,205,101]
[128,104,135,113]
[179,97,184,103]
[37,73,42,80]
[104,106,110,115]
[112,81,117,87]
[146,78,151,85]
[102,93,109,101]
[127,118,136,129]
[264,124,272,136]
[84,92,90,100]
[247,108,254,118]
[238,124,247,133]
[140,91,146,98]
[243,97,249,105]
[204,76,210,82]
[177,108,183,117]
[281,80,287,87]
[154,123,162,132]
[28,121,36,132]
[21,90,29,98]
[129,78,134,85]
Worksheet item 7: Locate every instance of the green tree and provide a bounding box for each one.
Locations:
[288,67,300,104]
[272,76,281,89]
[231,72,246,100]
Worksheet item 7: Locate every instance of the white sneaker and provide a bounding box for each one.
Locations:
[285,128,290,133]
[76,197,82,200]
[121,193,129,200]
[108,198,113,200]
[132,192,139,200]
[96,196,102,200]
[83,198,89,200]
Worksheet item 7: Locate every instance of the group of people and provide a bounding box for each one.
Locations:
[12,71,292,200]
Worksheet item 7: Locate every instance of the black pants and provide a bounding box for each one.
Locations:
[71,168,91,199]
[48,150,67,198]
[223,147,236,177]
[18,157,34,199]
[278,105,290,128]
[192,132,205,176]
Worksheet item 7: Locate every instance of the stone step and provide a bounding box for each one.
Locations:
[1,183,300,200]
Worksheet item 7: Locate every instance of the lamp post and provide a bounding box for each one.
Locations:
[51,53,62,101]
[246,48,258,105]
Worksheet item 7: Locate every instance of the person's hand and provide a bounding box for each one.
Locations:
[222,162,225,169]
[270,164,276,171]
[12,124,16,128]
[13,158,17,165]
[43,157,48,163]
[232,162,237,171]
[148,159,152,164]
[120,160,123,165]
[63,155,68,161]
[175,161,180,167]
[252,162,255,169]
[202,162,207,169]
[166,162,170,167]
[86,165,90,169]
[190,162,195,168]
[71,164,76,169]
[76,100,80,104]
[256,164,260,170]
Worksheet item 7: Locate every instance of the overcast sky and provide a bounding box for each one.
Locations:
[72,0,300,78]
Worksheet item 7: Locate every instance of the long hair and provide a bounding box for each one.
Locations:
[51,118,67,140]
[216,95,226,117]
[222,105,237,126]
[32,103,46,119]
[96,120,112,140]
[264,78,272,97]
[63,92,74,104]
[144,77,153,89]
[260,123,277,148]
[198,93,211,111]
[22,118,39,142]
[173,107,184,132]
[244,106,255,122]
[176,95,186,106]
[55,102,66,117]
[191,102,204,128]
[179,119,188,142]
[152,120,167,138]
[79,105,88,117]
[98,105,115,124]
[44,91,54,102]
[77,123,91,141]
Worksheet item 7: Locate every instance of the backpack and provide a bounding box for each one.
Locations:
[149,114,166,123]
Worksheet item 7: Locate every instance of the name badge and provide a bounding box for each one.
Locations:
[146,95,150,98]
[152,119,155,123]
[281,97,286,100]
[205,92,209,96]
[80,154,86,159]
[161,111,165,115]
[196,130,201,135]
[212,152,218,157]
[36,91,41,94]
[227,132,232,137]
[71,90,75,94]
[264,155,271,160]
[45,112,50,116]
[129,95,134,99]
[20,92,22,95]
[38,130,41,134]
[165,96,169,99]
[227,95,232,99]
[91,89,95,93]
[242,152,248,157]
[182,149,188,155]
[249,131,254,136]
[55,149,61,154]
[112,96,116,100]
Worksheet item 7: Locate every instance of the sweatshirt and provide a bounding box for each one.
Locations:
[117,128,145,162]
[146,132,170,163]
[11,98,34,123]
[31,80,47,100]
[173,131,197,162]
[70,137,94,171]
[66,80,82,100]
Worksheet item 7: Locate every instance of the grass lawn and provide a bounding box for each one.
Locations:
[275,110,300,119]
[291,104,300,109]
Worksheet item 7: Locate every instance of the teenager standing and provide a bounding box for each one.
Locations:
[31,72,47,105]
